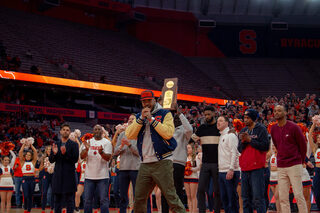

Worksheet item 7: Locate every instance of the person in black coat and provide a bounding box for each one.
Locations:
[49,123,79,213]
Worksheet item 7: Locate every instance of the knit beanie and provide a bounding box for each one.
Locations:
[244,109,258,121]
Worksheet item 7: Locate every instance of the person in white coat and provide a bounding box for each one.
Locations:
[217,116,240,213]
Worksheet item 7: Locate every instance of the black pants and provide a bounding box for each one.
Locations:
[264,167,270,210]
[197,163,221,213]
[161,163,185,213]
[119,170,138,213]
[22,176,35,212]
[54,192,75,213]
[42,173,54,210]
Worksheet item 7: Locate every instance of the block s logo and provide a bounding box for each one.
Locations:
[155,116,162,122]
[239,30,257,54]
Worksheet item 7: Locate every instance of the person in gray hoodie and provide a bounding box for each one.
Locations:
[161,105,193,213]
[114,114,141,213]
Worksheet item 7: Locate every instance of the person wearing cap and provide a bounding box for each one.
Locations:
[238,109,270,213]
[270,105,307,213]
[125,90,185,213]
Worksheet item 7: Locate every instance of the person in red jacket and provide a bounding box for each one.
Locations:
[13,157,23,208]
[270,105,307,213]
[238,109,270,213]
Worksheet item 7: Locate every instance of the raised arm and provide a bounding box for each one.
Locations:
[75,138,81,150]
[306,134,312,159]
[9,150,16,168]
[30,145,38,165]
[19,144,26,165]
[112,129,124,147]
[308,123,316,154]
[180,114,193,140]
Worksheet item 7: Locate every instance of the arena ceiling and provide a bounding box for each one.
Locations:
[128,0,320,25]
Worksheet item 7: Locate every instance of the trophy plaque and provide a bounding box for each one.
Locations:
[160,78,178,110]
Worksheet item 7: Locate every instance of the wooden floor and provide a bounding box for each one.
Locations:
[8,209,126,213]
[7,208,320,213]
[8,210,225,213]
[8,210,320,213]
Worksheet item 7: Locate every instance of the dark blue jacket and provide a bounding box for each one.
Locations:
[49,139,79,194]
[128,108,177,161]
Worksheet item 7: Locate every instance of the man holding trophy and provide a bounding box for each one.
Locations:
[125,79,185,213]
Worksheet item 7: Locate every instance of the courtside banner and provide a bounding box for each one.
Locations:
[0,103,87,118]
[0,103,130,120]
[97,112,129,120]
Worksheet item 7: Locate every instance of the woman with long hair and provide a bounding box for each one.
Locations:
[0,150,16,213]
[308,122,320,209]
[19,143,38,213]
[39,145,54,213]
[302,163,312,212]
[184,143,201,213]
[269,144,280,212]
[75,159,86,213]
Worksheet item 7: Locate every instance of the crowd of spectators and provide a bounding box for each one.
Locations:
[181,93,319,131]
[0,93,319,151]
[0,111,120,152]
[0,93,318,155]
[0,112,61,151]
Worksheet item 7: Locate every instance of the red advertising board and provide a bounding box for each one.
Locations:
[0,103,130,120]
[0,103,87,118]
[97,112,129,121]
